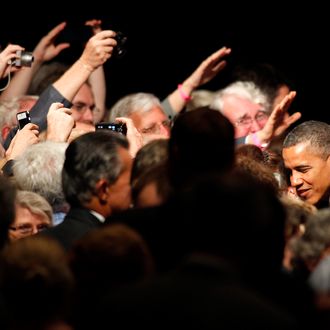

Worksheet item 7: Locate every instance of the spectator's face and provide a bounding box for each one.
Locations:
[9,205,51,241]
[222,95,268,138]
[283,142,330,206]
[71,84,96,126]
[129,107,171,144]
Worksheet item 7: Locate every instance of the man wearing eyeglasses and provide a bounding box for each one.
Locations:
[211,81,270,138]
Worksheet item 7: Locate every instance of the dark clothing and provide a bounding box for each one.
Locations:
[95,255,298,330]
[41,207,103,251]
[4,85,72,149]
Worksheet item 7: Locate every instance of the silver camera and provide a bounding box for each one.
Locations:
[14,50,34,67]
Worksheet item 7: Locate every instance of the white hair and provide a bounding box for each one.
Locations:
[211,81,271,114]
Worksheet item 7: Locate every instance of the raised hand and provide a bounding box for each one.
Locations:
[33,22,70,63]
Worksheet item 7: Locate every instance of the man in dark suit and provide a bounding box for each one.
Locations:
[41,130,132,250]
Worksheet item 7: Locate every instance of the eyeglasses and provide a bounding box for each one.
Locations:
[9,223,50,235]
[141,120,172,134]
[235,112,269,127]
[71,102,98,114]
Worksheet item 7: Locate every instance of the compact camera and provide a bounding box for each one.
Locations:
[16,111,31,129]
[113,31,127,58]
[95,122,127,135]
[14,50,34,67]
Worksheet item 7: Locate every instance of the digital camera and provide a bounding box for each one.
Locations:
[113,31,127,58]
[16,111,31,129]
[95,122,127,135]
[14,50,34,67]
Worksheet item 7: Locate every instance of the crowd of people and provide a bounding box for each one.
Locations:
[1,19,330,329]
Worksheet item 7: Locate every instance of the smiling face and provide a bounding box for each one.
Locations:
[282,141,330,206]
[221,95,268,138]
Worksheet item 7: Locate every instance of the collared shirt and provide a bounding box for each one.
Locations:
[90,210,106,223]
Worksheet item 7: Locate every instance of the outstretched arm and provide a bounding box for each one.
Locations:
[53,29,116,100]
[0,22,69,100]
[163,46,231,117]
[85,19,107,123]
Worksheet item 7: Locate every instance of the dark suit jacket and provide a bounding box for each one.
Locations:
[41,207,104,251]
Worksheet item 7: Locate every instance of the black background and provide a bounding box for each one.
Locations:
[0,4,328,123]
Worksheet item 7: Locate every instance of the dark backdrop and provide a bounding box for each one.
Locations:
[0,5,328,123]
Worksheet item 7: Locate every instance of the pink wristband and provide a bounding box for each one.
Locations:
[178,84,192,102]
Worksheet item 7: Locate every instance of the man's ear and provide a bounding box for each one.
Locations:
[95,179,110,204]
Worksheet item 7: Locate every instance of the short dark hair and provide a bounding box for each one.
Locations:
[283,120,330,159]
[169,106,234,188]
[62,131,129,207]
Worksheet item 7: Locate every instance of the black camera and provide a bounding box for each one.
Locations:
[14,50,34,67]
[95,122,127,135]
[16,111,31,129]
[113,31,127,58]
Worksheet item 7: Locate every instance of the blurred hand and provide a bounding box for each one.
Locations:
[79,30,117,71]
[5,123,39,160]
[33,22,70,63]
[184,46,232,89]
[46,102,75,142]
[115,117,143,157]
[0,44,24,79]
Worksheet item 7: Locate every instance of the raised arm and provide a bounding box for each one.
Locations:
[85,19,107,123]
[0,22,69,100]
[53,29,116,100]
[163,46,231,117]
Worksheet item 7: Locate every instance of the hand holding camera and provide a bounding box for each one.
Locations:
[13,50,34,67]
[95,122,127,135]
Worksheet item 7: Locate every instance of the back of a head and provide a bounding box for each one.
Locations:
[177,171,285,272]
[12,141,68,211]
[69,223,154,289]
[0,236,74,328]
[131,138,168,184]
[62,130,129,207]
[109,93,161,121]
[235,155,279,193]
[169,106,234,188]
[283,120,330,158]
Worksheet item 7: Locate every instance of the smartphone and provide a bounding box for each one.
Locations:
[16,111,31,130]
[95,122,127,136]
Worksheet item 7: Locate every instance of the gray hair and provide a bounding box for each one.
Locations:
[13,141,68,212]
[109,93,161,121]
[283,121,330,159]
[16,190,53,224]
[211,81,270,114]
